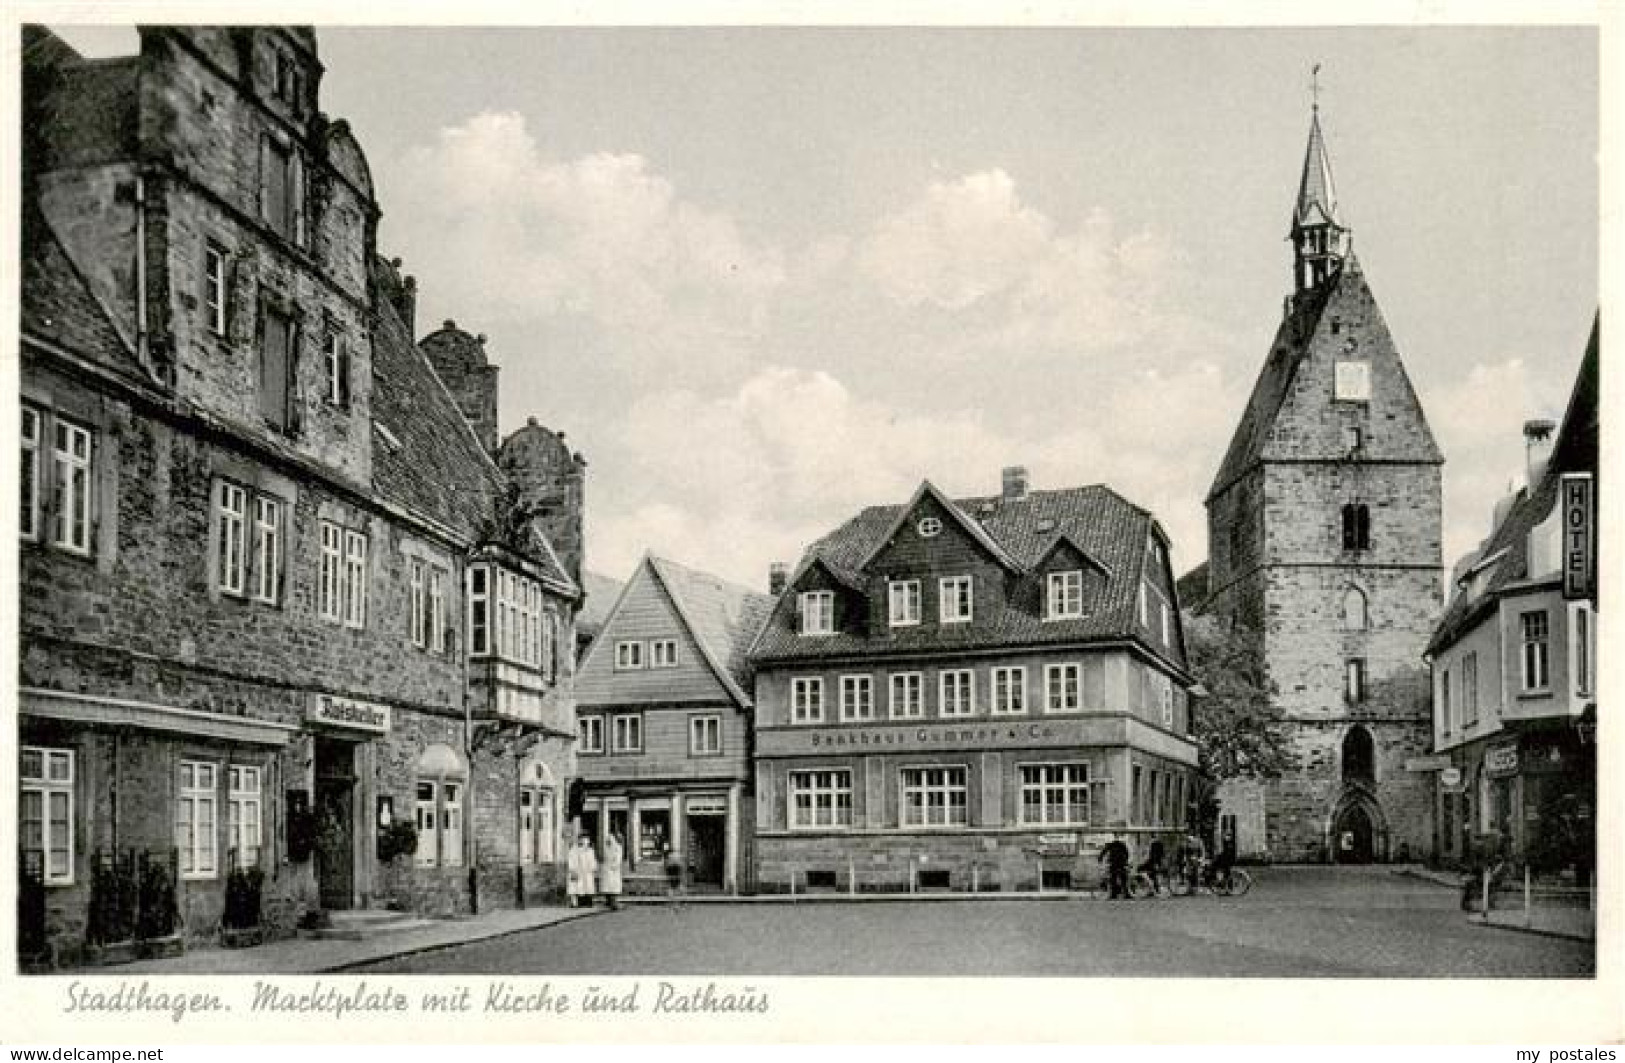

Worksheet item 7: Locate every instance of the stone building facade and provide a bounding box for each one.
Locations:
[749,473,1199,893]
[1199,105,1443,863]
[18,26,583,968]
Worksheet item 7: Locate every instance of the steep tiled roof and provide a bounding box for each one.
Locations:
[1427,320,1599,654]
[752,484,1186,673]
[19,211,147,384]
[368,264,502,542]
[650,557,776,703]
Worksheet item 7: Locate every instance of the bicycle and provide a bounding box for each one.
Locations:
[1168,860,1253,897]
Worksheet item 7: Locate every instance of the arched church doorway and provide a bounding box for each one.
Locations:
[1333,804,1375,863]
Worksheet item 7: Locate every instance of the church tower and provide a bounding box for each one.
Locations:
[1203,98,1444,863]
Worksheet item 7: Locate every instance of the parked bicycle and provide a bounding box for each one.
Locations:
[1169,858,1253,897]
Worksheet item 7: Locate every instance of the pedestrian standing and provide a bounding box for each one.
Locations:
[567,833,598,909]
[663,842,685,910]
[600,831,625,910]
[1099,833,1131,899]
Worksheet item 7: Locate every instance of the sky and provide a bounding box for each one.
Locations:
[54,23,1601,592]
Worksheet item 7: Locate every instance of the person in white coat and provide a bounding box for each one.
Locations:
[566,834,598,908]
[599,831,625,910]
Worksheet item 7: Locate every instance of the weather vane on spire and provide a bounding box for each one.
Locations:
[1311,63,1322,110]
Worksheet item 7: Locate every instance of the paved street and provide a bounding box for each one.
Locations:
[355,867,1591,978]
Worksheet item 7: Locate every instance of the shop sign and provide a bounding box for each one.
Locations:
[1485,743,1519,777]
[1037,833,1079,855]
[684,795,728,815]
[1561,473,1594,600]
[1405,755,1452,772]
[808,722,1059,749]
[307,693,391,734]
[1439,767,1464,791]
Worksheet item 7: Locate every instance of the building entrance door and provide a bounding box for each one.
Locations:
[314,736,357,909]
[1334,805,1375,864]
[687,814,726,887]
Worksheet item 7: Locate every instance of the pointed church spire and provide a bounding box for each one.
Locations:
[1289,68,1351,294]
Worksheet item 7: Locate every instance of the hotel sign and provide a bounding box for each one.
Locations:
[1562,473,1594,599]
[308,693,391,734]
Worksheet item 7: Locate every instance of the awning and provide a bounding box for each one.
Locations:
[21,686,299,747]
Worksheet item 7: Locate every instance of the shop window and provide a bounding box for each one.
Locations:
[227,765,263,869]
[1521,610,1550,691]
[788,769,852,830]
[177,761,219,880]
[839,675,874,722]
[1020,763,1090,826]
[991,666,1026,715]
[20,746,74,886]
[414,745,466,868]
[804,869,838,889]
[901,766,968,827]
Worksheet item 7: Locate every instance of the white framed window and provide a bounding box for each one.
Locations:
[889,580,921,627]
[1160,603,1172,646]
[204,242,229,336]
[177,760,218,880]
[800,591,835,635]
[788,769,852,829]
[319,521,343,622]
[578,715,605,754]
[889,672,923,719]
[939,576,973,623]
[651,638,679,668]
[324,333,350,407]
[215,481,248,595]
[519,786,554,864]
[901,766,968,827]
[1045,662,1081,713]
[1019,763,1091,826]
[1521,610,1550,691]
[839,674,874,721]
[343,529,368,628]
[1462,651,1479,725]
[20,405,41,542]
[939,669,974,717]
[440,781,464,867]
[690,714,723,756]
[51,417,93,555]
[991,666,1026,715]
[615,640,645,670]
[429,568,446,653]
[612,713,643,753]
[20,746,74,886]
[468,564,489,656]
[791,677,825,724]
[227,764,262,869]
[414,747,467,869]
[1159,675,1175,727]
[1047,570,1084,619]
[252,496,281,604]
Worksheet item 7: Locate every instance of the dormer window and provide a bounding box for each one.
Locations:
[888,580,921,627]
[1047,570,1084,619]
[939,576,973,623]
[800,591,834,635]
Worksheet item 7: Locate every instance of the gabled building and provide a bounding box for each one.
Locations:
[1200,101,1443,864]
[572,556,774,893]
[17,26,581,967]
[748,470,1197,893]
[1425,320,1598,877]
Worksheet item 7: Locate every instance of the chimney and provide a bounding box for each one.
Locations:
[1523,418,1557,488]
[1001,465,1029,502]
[768,562,789,597]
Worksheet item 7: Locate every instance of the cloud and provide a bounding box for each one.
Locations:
[391,111,784,364]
